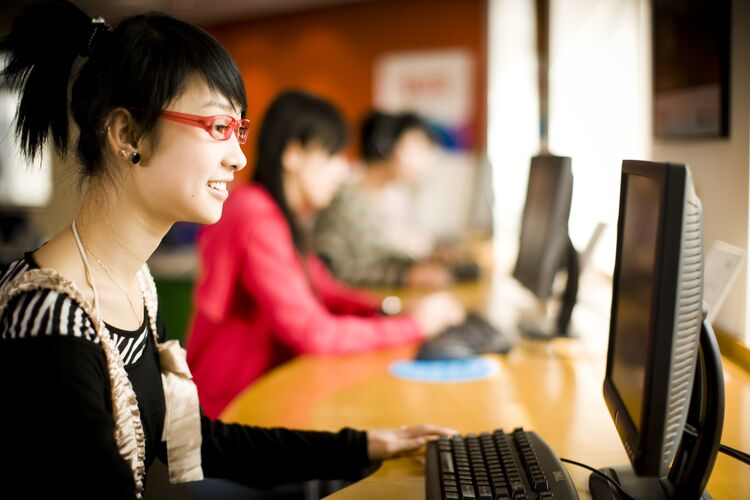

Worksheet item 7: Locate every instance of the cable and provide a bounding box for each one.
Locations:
[717,443,750,465]
[559,429,749,500]
[560,458,635,500]
[718,443,750,465]
[683,426,750,466]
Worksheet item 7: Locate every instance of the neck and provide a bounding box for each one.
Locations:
[282,172,311,219]
[359,161,394,190]
[75,182,169,284]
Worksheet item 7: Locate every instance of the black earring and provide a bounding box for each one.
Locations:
[129,151,141,164]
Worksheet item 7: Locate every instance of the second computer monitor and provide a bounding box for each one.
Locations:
[513,155,573,299]
[513,155,578,338]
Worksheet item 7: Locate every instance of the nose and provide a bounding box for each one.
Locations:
[223,135,247,172]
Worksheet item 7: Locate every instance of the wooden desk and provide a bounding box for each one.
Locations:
[220,270,750,498]
[220,338,750,499]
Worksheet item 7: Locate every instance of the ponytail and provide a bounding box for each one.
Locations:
[0,1,101,161]
[2,1,246,178]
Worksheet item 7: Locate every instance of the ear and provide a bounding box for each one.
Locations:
[103,108,143,163]
[281,141,305,173]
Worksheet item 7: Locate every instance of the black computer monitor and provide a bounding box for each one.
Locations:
[512,154,579,338]
[591,160,724,499]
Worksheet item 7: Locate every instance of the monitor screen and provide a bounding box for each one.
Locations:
[513,155,573,299]
[610,175,662,432]
[520,159,554,269]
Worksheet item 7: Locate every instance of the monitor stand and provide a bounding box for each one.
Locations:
[520,237,580,340]
[589,316,725,499]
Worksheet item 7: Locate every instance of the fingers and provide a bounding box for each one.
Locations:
[394,436,428,455]
[393,426,459,455]
[401,424,459,438]
[368,425,461,461]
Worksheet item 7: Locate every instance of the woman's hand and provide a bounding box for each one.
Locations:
[405,261,454,290]
[367,424,458,461]
[410,292,466,337]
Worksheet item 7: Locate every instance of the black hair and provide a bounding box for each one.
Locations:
[360,110,437,163]
[252,89,348,251]
[0,0,246,177]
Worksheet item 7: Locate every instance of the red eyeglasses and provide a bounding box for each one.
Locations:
[160,110,250,144]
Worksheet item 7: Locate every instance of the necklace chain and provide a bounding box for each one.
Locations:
[81,240,142,325]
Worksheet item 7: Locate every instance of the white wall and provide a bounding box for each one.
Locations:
[651,0,750,342]
[487,0,650,275]
[548,0,651,273]
[487,0,540,270]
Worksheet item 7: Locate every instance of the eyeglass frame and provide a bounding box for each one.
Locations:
[159,110,250,144]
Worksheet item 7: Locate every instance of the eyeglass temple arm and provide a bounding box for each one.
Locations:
[162,111,214,128]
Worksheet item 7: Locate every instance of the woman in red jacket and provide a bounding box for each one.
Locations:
[187,90,465,419]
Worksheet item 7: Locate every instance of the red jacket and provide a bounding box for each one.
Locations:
[187,183,423,418]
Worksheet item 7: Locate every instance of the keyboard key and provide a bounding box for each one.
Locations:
[461,484,477,498]
[532,478,550,491]
[478,485,493,498]
[492,484,508,496]
[441,452,455,473]
[510,481,525,495]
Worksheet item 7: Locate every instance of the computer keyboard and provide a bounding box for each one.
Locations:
[416,312,512,360]
[425,428,579,499]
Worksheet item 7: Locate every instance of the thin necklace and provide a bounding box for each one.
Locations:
[80,239,142,325]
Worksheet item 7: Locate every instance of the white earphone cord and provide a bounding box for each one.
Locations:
[71,220,101,320]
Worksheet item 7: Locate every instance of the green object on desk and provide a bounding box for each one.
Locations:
[153,277,194,342]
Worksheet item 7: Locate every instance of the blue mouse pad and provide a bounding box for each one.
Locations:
[389,357,498,383]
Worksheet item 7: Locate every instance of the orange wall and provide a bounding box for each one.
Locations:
[209,0,487,179]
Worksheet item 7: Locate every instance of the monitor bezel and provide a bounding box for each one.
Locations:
[603,160,688,476]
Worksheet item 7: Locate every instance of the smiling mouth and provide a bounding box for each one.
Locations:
[207,181,227,192]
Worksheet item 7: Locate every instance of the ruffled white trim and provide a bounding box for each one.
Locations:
[0,265,204,496]
[137,265,203,483]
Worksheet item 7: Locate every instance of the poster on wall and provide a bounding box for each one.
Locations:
[373,49,475,150]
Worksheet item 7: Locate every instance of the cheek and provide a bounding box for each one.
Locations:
[142,145,213,206]
[399,155,430,181]
[301,169,331,208]
[398,141,435,173]
[322,166,346,195]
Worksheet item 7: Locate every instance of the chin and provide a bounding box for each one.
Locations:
[316,193,336,209]
[190,206,224,225]
[204,210,224,225]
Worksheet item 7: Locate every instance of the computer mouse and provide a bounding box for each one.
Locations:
[450,261,482,282]
[415,313,513,360]
[415,339,477,360]
[464,313,513,355]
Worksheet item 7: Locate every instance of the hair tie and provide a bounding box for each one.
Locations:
[80,16,111,57]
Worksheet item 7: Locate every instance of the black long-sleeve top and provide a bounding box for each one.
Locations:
[0,256,370,499]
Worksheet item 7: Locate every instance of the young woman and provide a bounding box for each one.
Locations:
[314,110,455,289]
[0,2,454,498]
[187,90,465,419]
